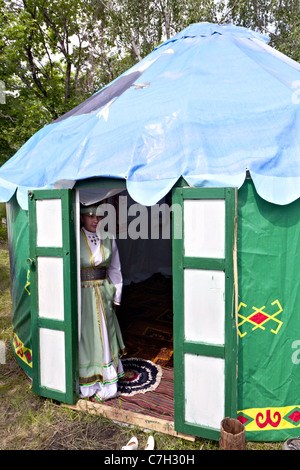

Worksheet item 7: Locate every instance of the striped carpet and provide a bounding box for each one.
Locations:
[105,365,174,421]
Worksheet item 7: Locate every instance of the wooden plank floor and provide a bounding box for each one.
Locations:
[66,399,195,441]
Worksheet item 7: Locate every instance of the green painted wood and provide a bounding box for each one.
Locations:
[35,247,64,257]
[183,257,225,270]
[172,186,238,440]
[37,318,66,330]
[28,189,79,405]
[172,187,185,430]
[183,342,225,358]
[224,188,238,419]
[182,187,226,199]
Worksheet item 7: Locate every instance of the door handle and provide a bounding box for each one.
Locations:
[26,258,35,267]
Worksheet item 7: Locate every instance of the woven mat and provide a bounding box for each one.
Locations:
[118,357,162,396]
[105,365,174,421]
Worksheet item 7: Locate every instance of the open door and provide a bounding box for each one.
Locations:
[172,187,238,440]
[28,189,79,404]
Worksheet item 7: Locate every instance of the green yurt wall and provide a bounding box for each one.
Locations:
[6,194,32,377]
[237,179,300,441]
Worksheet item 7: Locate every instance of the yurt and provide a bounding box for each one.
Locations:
[1,23,300,442]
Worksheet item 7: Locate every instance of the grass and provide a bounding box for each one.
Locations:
[0,211,282,451]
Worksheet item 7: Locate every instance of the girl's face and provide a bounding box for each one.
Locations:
[81,213,102,233]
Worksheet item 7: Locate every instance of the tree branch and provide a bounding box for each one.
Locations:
[25,43,48,98]
[0,110,16,123]
[131,37,142,61]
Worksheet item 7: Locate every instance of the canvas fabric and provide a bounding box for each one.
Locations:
[6,194,32,377]
[237,180,300,441]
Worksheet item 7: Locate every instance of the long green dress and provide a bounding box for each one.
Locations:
[79,227,126,401]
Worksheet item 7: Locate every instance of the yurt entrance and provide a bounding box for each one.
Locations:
[27,179,238,440]
[77,178,176,431]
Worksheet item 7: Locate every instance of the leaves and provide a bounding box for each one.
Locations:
[0,0,299,164]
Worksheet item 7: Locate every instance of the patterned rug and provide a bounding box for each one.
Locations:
[118,357,162,396]
[106,364,174,422]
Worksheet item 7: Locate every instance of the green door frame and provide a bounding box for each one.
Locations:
[28,189,79,404]
[172,186,238,440]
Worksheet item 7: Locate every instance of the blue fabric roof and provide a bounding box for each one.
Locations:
[1,22,300,209]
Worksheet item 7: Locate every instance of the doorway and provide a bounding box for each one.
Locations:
[118,273,173,367]
[77,186,175,424]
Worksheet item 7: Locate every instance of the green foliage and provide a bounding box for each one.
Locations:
[0,0,299,166]
[0,0,97,160]
[0,203,7,241]
[223,0,276,30]
[222,0,300,62]
[270,0,300,62]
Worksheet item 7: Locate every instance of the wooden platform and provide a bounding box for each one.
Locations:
[65,399,195,442]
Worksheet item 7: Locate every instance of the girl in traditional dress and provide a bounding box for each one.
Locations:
[79,204,126,402]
